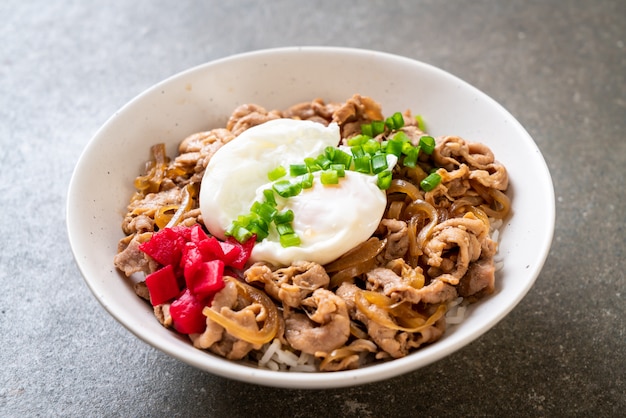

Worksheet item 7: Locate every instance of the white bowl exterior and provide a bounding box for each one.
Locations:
[67,47,555,389]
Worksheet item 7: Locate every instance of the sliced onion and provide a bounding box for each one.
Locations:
[355,290,447,333]
[202,277,279,345]
[324,238,386,273]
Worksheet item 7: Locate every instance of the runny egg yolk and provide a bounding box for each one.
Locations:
[199,118,390,266]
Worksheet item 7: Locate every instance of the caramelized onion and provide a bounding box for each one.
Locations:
[154,205,178,229]
[386,200,405,220]
[202,277,279,345]
[482,188,511,219]
[406,199,439,254]
[328,258,377,289]
[325,238,386,273]
[355,290,447,333]
[134,143,168,195]
[164,182,198,228]
[387,179,422,201]
[319,339,377,371]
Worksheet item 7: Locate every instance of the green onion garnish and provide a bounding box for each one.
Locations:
[299,172,314,189]
[371,120,386,136]
[279,233,301,248]
[371,153,388,174]
[415,114,426,132]
[248,219,269,240]
[276,222,295,236]
[353,155,371,174]
[263,189,277,206]
[385,112,405,130]
[332,149,352,167]
[351,145,366,159]
[289,163,308,176]
[273,180,301,198]
[330,163,346,178]
[403,147,419,168]
[385,138,404,157]
[347,135,370,146]
[252,201,277,222]
[274,209,294,224]
[420,172,442,191]
[363,139,381,155]
[314,153,332,170]
[227,224,253,244]
[401,141,414,156]
[360,123,373,137]
[377,170,392,190]
[418,135,436,155]
[304,157,322,172]
[321,169,339,185]
[268,165,286,181]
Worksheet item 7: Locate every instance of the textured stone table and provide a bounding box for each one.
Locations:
[2,1,624,416]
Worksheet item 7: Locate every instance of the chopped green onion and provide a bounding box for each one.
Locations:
[330,163,345,178]
[419,135,436,155]
[248,219,269,239]
[268,165,286,181]
[347,135,370,146]
[389,112,405,129]
[324,146,336,161]
[403,147,419,168]
[289,163,308,176]
[252,201,277,222]
[353,155,371,174]
[263,189,277,206]
[385,112,405,130]
[273,180,301,198]
[280,233,301,248]
[321,169,339,185]
[314,153,332,170]
[351,145,366,158]
[227,225,253,244]
[385,139,404,157]
[276,222,295,236]
[393,131,410,143]
[363,139,381,155]
[371,120,386,136]
[299,172,314,189]
[371,153,388,174]
[360,124,373,137]
[377,170,392,190]
[274,209,294,224]
[332,149,352,167]
[415,114,426,132]
[304,157,322,172]
[401,141,414,156]
[420,172,442,191]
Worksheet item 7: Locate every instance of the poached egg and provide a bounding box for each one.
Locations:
[200,118,391,266]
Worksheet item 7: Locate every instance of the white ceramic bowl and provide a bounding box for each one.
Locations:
[67,47,555,389]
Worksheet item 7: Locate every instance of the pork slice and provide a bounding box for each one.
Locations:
[366,267,457,305]
[113,232,157,277]
[284,289,350,355]
[244,260,330,308]
[458,258,496,299]
[379,219,409,261]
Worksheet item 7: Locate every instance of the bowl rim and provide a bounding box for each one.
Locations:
[67,46,555,389]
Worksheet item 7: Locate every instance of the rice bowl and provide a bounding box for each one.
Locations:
[67,47,555,388]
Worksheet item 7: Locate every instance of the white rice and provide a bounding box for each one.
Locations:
[257,338,318,372]
[445,296,468,325]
